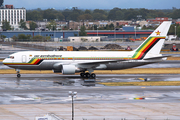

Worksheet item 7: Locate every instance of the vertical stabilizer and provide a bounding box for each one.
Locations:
[132,21,172,59]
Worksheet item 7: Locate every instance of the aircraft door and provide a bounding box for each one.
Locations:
[22,55,27,63]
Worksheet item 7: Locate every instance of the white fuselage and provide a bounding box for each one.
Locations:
[3,50,162,72]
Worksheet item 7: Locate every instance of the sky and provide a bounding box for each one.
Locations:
[4,0,180,10]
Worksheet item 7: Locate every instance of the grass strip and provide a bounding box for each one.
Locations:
[161,52,180,54]
[100,81,180,86]
[94,68,180,74]
[167,57,180,60]
[0,69,54,74]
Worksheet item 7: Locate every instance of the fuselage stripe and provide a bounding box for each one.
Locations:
[132,37,152,58]
[139,38,160,59]
[132,36,165,59]
[134,37,155,58]
[137,38,159,59]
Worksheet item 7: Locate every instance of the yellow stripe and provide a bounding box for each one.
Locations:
[134,37,155,58]
[31,58,38,64]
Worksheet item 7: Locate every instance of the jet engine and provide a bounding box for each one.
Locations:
[62,65,76,74]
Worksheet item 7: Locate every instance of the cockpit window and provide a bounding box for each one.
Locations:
[8,56,14,59]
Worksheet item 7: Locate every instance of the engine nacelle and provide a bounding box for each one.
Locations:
[62,65,76,74]
[53,70,62,73]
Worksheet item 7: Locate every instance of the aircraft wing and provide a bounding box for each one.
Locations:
[77,59,126,65]
[54,59,127,71]
[74,59,127,70]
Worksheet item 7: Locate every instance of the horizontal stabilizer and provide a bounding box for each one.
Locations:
[143,55,171,60]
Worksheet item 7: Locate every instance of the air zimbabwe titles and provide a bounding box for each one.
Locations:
[34,55,62,57]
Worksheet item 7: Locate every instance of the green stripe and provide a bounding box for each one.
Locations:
[28,58,35,63]
[132,37,152,58]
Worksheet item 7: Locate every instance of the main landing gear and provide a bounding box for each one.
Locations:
[80,72,96,79]
[16,69,21,78]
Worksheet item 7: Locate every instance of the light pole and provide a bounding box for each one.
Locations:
[69,91,77,120]
[51,25,56,41]
[54,30,55,41]
[78,26,79,36]
[175,26,177,37]
[39,21,41,36]
[134,26,136,41]
[97,27,98,36]
[114,25,116,40]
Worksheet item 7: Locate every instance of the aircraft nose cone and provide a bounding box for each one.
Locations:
[2,59,7,64]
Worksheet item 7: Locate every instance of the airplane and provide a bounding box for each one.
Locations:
[3,21,171,78]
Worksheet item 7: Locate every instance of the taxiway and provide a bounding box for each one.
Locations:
[0,74,180,119]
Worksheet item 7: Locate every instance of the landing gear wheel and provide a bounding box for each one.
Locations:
[16,69,21,78]
[17,74,21,78]
[80,72,96,79]
[85,73,91,78]
[90,73,96,79]
[80,73,85,77]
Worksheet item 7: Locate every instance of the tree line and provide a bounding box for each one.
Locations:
[2,7,180,37]
[2,19,38,31]
[12,34,51,41]
[27,7,180,21]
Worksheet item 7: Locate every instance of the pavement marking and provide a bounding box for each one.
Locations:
[129,97,157,100]
[13,97,36,101]
[138,78,145,81]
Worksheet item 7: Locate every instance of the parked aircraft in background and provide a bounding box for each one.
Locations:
[3,21,172,78]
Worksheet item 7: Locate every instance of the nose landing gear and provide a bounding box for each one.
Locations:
[16,69,21,78]
[17,73,21,78]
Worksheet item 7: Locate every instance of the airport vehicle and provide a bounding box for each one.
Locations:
[170,44,178,51]
[125,46,132,50]
[3,21,171,78]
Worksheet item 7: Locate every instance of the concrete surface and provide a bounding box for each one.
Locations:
[0,74,180,119]
[0,103,180,120]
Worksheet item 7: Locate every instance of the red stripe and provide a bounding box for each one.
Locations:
[87,32,152,35]
[137,38,158,59]
[142,38,158,53]
[137,52,144,60]
[33,59,41,65]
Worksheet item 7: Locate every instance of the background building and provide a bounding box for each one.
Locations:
[0,4,26,29]
[147,17,172,23]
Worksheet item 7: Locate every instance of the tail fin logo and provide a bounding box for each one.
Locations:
[132,21,171,60]
[155,31,161,36]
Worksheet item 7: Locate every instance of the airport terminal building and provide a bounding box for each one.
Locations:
[0,5,26,29]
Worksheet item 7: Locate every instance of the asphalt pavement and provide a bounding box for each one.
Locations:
[0,74,180,119]
[0,74,180,104]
